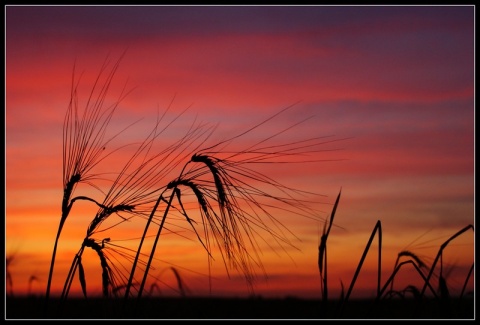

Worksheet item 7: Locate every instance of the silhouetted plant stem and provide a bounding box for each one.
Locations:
[46,54,127,313]
[376,260,438,302]
[48,195,106,301]
[137,186,178,300]
[5,251,16,297]
[61,247,85,300]
[460,263,474,299]
[318,189,341,305]
[45,174,79,311]
[341,220,382,315]
[419,224,474,298]
[389,250,427,293]
[124,162,190,300]
[123,188,167,300]
[45,226,64,303]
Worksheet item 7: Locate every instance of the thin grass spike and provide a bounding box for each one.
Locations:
[78,256,87,298]
[318,189,341,303]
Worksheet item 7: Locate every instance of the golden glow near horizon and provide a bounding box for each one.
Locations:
[6,5,474,300]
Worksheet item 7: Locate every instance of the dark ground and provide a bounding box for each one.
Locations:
[5,295,475,320]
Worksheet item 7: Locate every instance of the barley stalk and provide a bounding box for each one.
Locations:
[419,224,474,298]
[48,57,355,314]
[46,54,131,307]
[389,250,427,292]
[378,260,438,301]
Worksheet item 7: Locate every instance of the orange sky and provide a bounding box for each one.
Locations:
[5,5,475,300]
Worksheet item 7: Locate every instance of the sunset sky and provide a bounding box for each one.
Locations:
[5,5,474,300]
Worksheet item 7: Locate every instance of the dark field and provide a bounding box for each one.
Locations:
[5,296,474,319]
